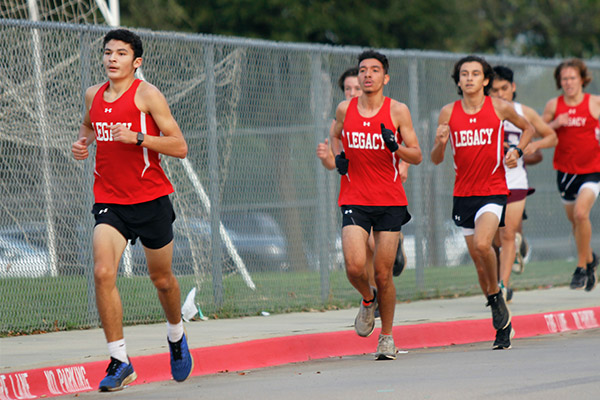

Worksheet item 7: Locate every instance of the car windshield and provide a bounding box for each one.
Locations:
[0,229,46,249]
[222,213,282,236]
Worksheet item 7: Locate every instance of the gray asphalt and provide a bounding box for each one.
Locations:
[2,286,599,373]
[73,328,600,400]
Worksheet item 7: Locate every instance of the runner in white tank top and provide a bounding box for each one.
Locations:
[504,102,529,191]
[490,66,557,301]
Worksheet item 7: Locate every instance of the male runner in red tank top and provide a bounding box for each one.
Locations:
[431,55,534,350]
[330,50,422,360]
[542,58,600,292]
[316,68,408,300]
[71,29,192,391]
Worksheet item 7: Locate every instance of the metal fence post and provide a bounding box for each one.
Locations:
[80,30,99,326]
[311,54,330,302]
[204,44,223,308]
[408,59,425,290]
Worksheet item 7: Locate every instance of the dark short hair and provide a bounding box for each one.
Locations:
[103,29,143,59]
[451,55,494,96]
[493,65,517,100]
[337,67,359,92]
[358,50,389,74]
[554,58,592,89]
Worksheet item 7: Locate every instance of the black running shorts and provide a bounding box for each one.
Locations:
[92,195,175,249]
[340,205,411,233]
[452,195,507,229]
[556,171,600,202]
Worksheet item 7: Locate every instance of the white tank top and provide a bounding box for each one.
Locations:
[503,102,528,190]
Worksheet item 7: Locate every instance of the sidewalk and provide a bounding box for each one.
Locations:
[1,286,599,398]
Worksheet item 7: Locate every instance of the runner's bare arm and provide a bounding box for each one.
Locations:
[521,104,557,154]
[108,82,187,158]
[588,94,600,120]
[494,98,534,167]
[542,97,569,129]
[390,101,422,165]
[72,85,100,160]
[431,103,453,165]
[398,161,410,183]
[330,101,349,156]
[316,123,335,170]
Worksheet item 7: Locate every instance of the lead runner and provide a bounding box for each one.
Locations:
[71,29,193,391]
[330,49,422,360]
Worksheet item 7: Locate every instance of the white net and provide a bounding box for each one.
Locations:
[0,0,105,24]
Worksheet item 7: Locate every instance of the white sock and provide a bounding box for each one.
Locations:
[107,339,128,364]
[167,321,184,343]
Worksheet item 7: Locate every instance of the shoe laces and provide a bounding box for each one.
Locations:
[169,338,182,360]
[486,294,498,308]
[106,357,123,375]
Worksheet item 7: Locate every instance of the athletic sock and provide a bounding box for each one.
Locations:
[362,297,375,307]
[167,321,184,343]
[107,339,128,364]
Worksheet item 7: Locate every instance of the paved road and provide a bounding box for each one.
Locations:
[75,328,600,400]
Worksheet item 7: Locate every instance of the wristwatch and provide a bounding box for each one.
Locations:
[136,132,144,146]
[510,145,523,158]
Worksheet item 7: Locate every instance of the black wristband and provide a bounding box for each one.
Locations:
[136,132,144,146]
[510,145,523,158]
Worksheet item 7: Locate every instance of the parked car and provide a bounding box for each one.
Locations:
[331,221,470,270]
[219,211,289,272]
[401,222,471,268]
[0,224,51,278]
[128,211,289,275]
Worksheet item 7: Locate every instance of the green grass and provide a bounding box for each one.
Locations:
[0,259,572,335]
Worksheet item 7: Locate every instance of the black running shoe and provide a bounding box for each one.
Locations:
[486,291,511,330]
[493,322,515,350]
[393,233,406,277]
[585,253,598,292]
[570,267,587,289]
[506,287,513,303]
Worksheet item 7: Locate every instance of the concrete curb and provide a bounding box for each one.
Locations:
[2,306,599,399]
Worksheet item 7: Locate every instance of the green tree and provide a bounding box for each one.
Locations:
[452,0,600,58]
[120,0,600,59]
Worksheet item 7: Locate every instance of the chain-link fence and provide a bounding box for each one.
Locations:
[1,19,599,334]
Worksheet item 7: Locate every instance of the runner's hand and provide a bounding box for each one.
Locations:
[72,137,88,160]
[381,123,399,153]
[110,123,136,144]
[316,138,330,161]
[335,151,349,175]
[435,124,450,145]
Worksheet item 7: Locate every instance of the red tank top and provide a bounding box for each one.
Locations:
[338,96,408,206]
[553,94,600,174]
[448,96,508,197]
[89,79,174,204]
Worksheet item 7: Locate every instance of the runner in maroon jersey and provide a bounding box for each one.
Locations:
[71,29,192,391]
[330,50,422,360]
[431,55,534,350]
[489,65,557,302]
[542,58,600,292]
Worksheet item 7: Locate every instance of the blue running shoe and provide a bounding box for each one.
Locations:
[169,333,194,382]
[99,357,137,392]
